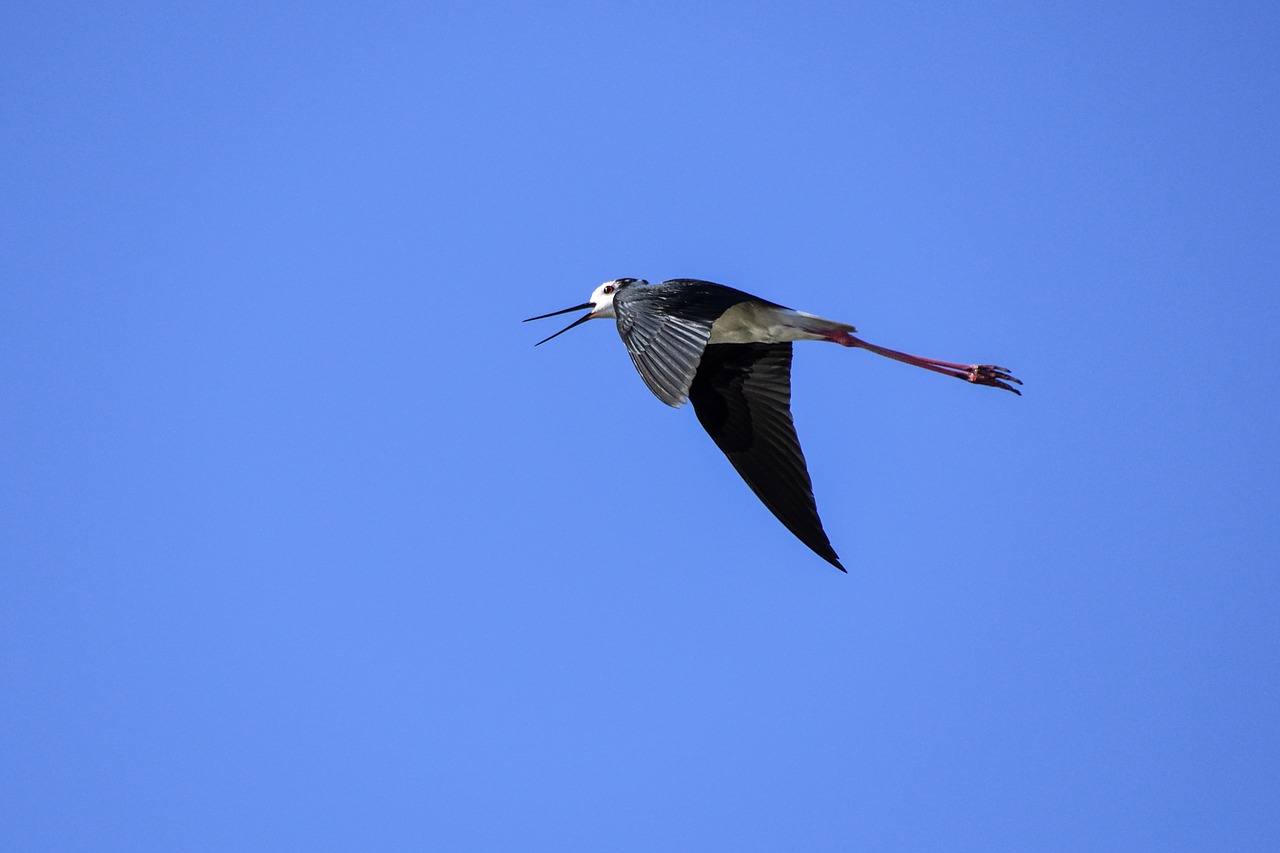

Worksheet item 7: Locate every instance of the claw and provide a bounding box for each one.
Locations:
[968,365,1022,394]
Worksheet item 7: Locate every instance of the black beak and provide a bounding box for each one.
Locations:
[523,302,596,346]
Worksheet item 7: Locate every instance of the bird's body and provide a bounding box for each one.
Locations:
[526,278,1020,571]
[708,301,854,345]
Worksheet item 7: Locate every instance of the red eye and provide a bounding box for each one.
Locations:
[603,285,614,294]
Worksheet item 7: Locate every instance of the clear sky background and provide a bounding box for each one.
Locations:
[3,2,1278,850]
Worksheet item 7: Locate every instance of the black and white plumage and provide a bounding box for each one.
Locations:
[525,278,1020,571]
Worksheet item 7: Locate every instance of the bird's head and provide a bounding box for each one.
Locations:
[524,279,646,345]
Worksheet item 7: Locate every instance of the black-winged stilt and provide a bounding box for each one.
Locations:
[525,278,1020,571]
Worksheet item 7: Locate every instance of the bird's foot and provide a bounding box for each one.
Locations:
[967,365,1022,395]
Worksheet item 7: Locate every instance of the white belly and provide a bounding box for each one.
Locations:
[708,302,856,344]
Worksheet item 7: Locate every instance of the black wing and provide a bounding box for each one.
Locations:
[689,342,843,571]
[613,280,762,407]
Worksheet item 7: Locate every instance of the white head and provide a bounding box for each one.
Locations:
[524,279,647,345]
[584,278,645,319]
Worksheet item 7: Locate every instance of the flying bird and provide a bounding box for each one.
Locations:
[525,278,1020,571]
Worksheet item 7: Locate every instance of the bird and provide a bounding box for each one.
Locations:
[525,278,1020,571]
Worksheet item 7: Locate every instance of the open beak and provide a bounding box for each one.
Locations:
[523,302,596,346]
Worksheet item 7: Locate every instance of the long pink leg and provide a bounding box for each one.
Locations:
[815,330,1022,395]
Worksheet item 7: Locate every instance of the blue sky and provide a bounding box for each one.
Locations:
[3,1,1278,849]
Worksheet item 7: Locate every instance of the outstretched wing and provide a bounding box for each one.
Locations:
[688,342,843,571]
[613,280,759,407]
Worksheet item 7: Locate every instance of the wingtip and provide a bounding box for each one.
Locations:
[819,549,846,572]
